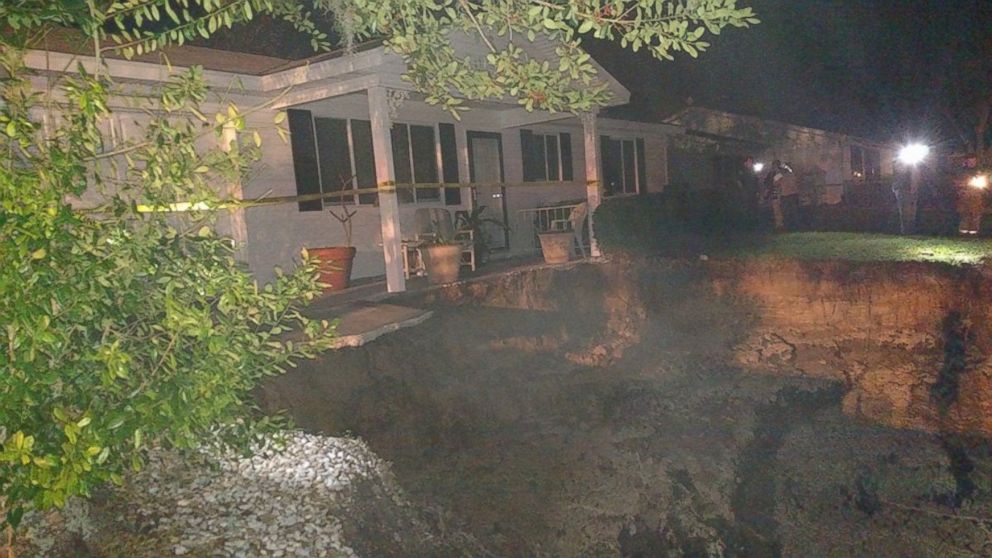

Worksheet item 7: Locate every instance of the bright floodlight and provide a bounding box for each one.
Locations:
[898,143,929,166]
[752,162,765,173]
[969,174,989,189]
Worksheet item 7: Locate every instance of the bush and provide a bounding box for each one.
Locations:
[593,189,765,256]
[0,49,335,527]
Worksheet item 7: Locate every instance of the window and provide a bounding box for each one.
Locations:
[850,145,881,180]
[391,123,440,203]
[521,129,573,182]
[288,110,460,210]
[601,136,645,195]
[287,109,377,211]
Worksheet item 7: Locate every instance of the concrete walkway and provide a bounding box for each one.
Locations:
[309,301,434,349]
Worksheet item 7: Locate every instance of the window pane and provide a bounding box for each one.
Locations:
[560,133,573,181]
[314,117,352,203]
[850,145,864,178]
[600,136,622,196]
[635,138,646,193]
[521,129,547,182]
[622,140,636,194]
[287,109,322,211]
[410,124,439,201]
[546,134,560,181]
[350,120,378,205]
[439,122,462,205]
[865,148,881,178]
[391,123,414,203]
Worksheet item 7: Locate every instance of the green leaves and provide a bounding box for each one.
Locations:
[0,42,336,526]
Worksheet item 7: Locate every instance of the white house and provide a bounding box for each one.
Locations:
[26,30,679,292]
[25,32,896,293]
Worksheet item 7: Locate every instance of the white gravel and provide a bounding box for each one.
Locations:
[24,432,398,557]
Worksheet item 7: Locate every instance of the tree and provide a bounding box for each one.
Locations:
[0,2,341,538]
[4,0,758,115]
[0,0,756,544]
[936,1,992,168]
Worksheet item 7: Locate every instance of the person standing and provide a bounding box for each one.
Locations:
[892,168,920,235]
[778,162,800,230]
[763,160,789,232]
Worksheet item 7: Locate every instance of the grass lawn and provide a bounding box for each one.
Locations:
[713,232,992,266]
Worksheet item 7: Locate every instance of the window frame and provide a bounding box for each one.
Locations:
[391,120,449,204]
[522,129,571,182]
[850,144,881,181]
[600,134,644,197]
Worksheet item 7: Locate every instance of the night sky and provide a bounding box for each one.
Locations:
[590,0,992,145]
[203,1,992,146]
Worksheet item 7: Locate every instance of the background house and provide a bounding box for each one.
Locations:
[664,107,898,206]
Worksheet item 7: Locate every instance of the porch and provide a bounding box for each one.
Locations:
[303,255,595,348]
[232,36,631,293]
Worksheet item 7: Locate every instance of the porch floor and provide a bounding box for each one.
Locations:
[304,255,564,348]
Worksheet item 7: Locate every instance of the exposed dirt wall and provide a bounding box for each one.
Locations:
[708,258,992,435]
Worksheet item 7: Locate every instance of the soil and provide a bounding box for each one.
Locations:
[259,258,992,556]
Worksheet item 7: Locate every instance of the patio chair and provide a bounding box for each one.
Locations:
[550,202,588,258]
[412,208,476,272]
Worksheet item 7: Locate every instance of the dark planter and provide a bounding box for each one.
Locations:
[423,244,462,285]
[310,246,357,293]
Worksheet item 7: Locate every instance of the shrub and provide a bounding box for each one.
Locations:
[0,50,335,528]
[593,189,765,256]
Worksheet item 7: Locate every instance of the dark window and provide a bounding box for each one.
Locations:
[864,148,881,178]
[287,109,322,211]
[560,133,573,181]
[851,145,881,180]
[391,123,413,203]
[391,123,443,203]
[410,124,440,201]
[850,145,865,179]
[350,120,378,205]
[288,111,381,210]
[635,138,646,193]
[314,117,351,198]
[521,129,570,182]
[600,135,643,195]
[439,123,461,205]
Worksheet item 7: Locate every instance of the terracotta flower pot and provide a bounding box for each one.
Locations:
[538,232,573,264]
[310,246,357,293]
[423,244,462,285]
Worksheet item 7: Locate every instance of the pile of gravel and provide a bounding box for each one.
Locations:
[23,432,402,557]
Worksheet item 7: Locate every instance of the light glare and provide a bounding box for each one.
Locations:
[752,162,765,173]
[898,143,929,166]
[969,174,989,189]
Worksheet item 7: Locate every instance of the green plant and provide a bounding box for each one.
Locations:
[326,177,359,247]
[456,205,507,259]
[0,22,335,541]
[1,0,756,117]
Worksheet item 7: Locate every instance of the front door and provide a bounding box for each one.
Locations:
[467,131,509,250]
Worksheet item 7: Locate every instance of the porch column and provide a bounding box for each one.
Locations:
[581,111,602,258]
[368,86,406,292]
[220,122,248,254]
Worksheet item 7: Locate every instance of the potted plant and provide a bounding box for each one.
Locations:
[311,193,358,293]
[537,228,574,264]
[422,221,462,285]
[454,205,508,265]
